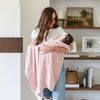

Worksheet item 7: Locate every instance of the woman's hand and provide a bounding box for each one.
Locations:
[67,44,72,52]
[40,44,52,53]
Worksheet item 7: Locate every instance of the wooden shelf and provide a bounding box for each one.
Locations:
[66,85,100,90]
[62,27,100,29]
[0,37,23,53]
[64,56,100,60]
[58,19,66,21]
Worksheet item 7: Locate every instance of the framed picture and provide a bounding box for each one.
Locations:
[67,7,93,27]
[67,41,77,53]
[82,37,100,52]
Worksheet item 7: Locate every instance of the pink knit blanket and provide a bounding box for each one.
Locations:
[25,39,70,98]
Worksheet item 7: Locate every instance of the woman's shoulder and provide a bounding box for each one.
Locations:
[57,26,63,30]
[57,27,65,32]
[52,26,63,30]
[50,27,64,33]
[32,27,39,34]
[31,27,39,39]
[52,27,65,34]
[54,27,68,36]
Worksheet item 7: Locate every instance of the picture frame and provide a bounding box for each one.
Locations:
[67,7,93,27]
[82,37,100,52]
[66,41,77,53]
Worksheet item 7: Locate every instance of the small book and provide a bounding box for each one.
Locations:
[65,84,80,88]
[86,67,93,88]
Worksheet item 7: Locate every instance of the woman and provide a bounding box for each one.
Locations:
[31,7,73,100]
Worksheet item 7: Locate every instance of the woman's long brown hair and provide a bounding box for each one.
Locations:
[35,7,58,45]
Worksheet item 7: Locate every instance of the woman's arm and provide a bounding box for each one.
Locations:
[40,44,72,53]
[31,39,36,45]
[52,45,72,52]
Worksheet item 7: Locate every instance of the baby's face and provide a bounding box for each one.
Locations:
[65,35,69,40]
[62,35,71,45]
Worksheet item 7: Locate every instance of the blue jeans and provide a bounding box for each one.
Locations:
[42,63,65,100]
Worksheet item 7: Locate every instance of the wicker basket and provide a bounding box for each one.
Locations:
[66,67,79,84]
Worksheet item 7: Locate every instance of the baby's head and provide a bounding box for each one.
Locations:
[62,33,73,45]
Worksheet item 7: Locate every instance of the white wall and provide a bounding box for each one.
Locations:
[50,0,100,100]
[0,0,21,100]
[20,0,49,100]
[0,0,20,37]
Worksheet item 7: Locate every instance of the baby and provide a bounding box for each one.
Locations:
[62,33,73,45]
[39,33,74,54]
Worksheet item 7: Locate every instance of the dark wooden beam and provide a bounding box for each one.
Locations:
[0,38,23,53]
